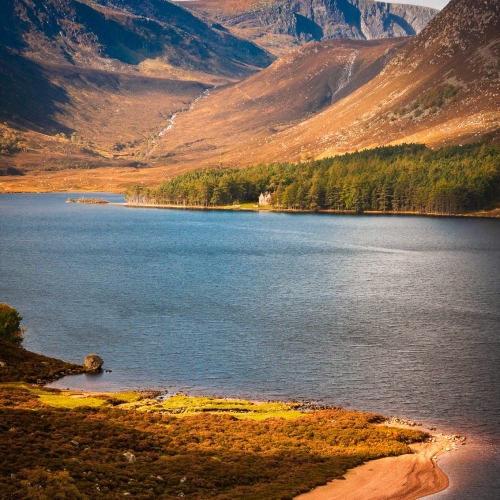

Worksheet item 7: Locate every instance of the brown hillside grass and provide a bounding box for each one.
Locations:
[146,1,500,171]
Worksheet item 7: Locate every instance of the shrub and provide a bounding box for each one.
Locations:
[0,303,26,345]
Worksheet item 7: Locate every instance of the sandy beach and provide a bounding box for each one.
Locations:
[295,429,457,500]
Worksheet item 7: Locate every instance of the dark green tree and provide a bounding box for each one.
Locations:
[0,303,26,345]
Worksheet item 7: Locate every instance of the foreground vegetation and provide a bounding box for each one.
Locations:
[0,304,83,384]
[0,338,82,384]
[0,303,26,345]
[125,142,500,215]
[0,383,426,500]
[0,338,428,499]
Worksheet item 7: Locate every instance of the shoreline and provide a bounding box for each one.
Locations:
[4,343,460,500]
[1,192,498,217]
[293,416,465,500]
[1,381,458,500]
[47,382,456,500]
[125,202,500,219]
[294,436,451,500]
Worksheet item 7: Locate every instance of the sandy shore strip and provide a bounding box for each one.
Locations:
[294,428,461,500]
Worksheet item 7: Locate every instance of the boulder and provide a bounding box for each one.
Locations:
[123,452,136,463]
[84,354,103,371]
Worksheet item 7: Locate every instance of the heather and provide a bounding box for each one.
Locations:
[0,384,426,499]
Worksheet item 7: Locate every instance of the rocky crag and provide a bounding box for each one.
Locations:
[180,0,438,54]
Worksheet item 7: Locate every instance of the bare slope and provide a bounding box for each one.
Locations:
[149,0,500,170]
[1,0,273,78]
[150,37,408,168]
[0,0,274,176]
[274,0,500,160]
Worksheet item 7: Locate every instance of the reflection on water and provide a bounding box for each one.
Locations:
[1,193,499,499]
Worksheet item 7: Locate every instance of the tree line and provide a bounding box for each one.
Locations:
[125,142,500,214]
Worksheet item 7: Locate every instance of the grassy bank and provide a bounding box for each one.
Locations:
[0,343,428,499]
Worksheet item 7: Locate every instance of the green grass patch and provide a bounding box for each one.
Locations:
[121,394,306,420]
[239,202,259,209]
[36,392,107,409]
[0,383,142,409]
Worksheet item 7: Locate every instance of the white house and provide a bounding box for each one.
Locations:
[259,192,273,206]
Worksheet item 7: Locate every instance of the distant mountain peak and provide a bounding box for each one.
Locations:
[178,0,438,55]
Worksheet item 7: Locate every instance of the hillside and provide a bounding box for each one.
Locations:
[274,0,500,160]
[179,0,438,55]
[0,0,498,193]
[139,0,500,172]
[1,0,272,78]
[150,36,409,169]
[0,338,82,383]
[0,0,273,179]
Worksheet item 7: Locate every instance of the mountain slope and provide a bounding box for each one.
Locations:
[147,0,500,170]
[275,0,500,159]
[1,0,273,78]
[0,0,274,176]
[150,36,409,168]
[180,0,438,55]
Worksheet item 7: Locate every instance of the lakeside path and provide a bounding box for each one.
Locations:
[295,430,453,500]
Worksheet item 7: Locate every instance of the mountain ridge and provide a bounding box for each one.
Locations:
[179,0,438,55]
[0,0,498,193]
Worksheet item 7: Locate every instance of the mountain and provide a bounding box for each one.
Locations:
[0,0,274,178]
[1,0,498,192]
[179,0,438,55]
[0,0,273,78]
[144,0,500,171]
[271,0,500,159]
[150,36,409,168]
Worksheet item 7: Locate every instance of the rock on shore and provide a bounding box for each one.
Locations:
[83,354,103,371]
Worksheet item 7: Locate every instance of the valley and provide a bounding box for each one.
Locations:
[1,0,499,196]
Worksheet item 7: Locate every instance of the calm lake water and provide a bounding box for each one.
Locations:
[1,193,499,499]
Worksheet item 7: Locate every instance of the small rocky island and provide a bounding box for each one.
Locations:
[67,197,109,204]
